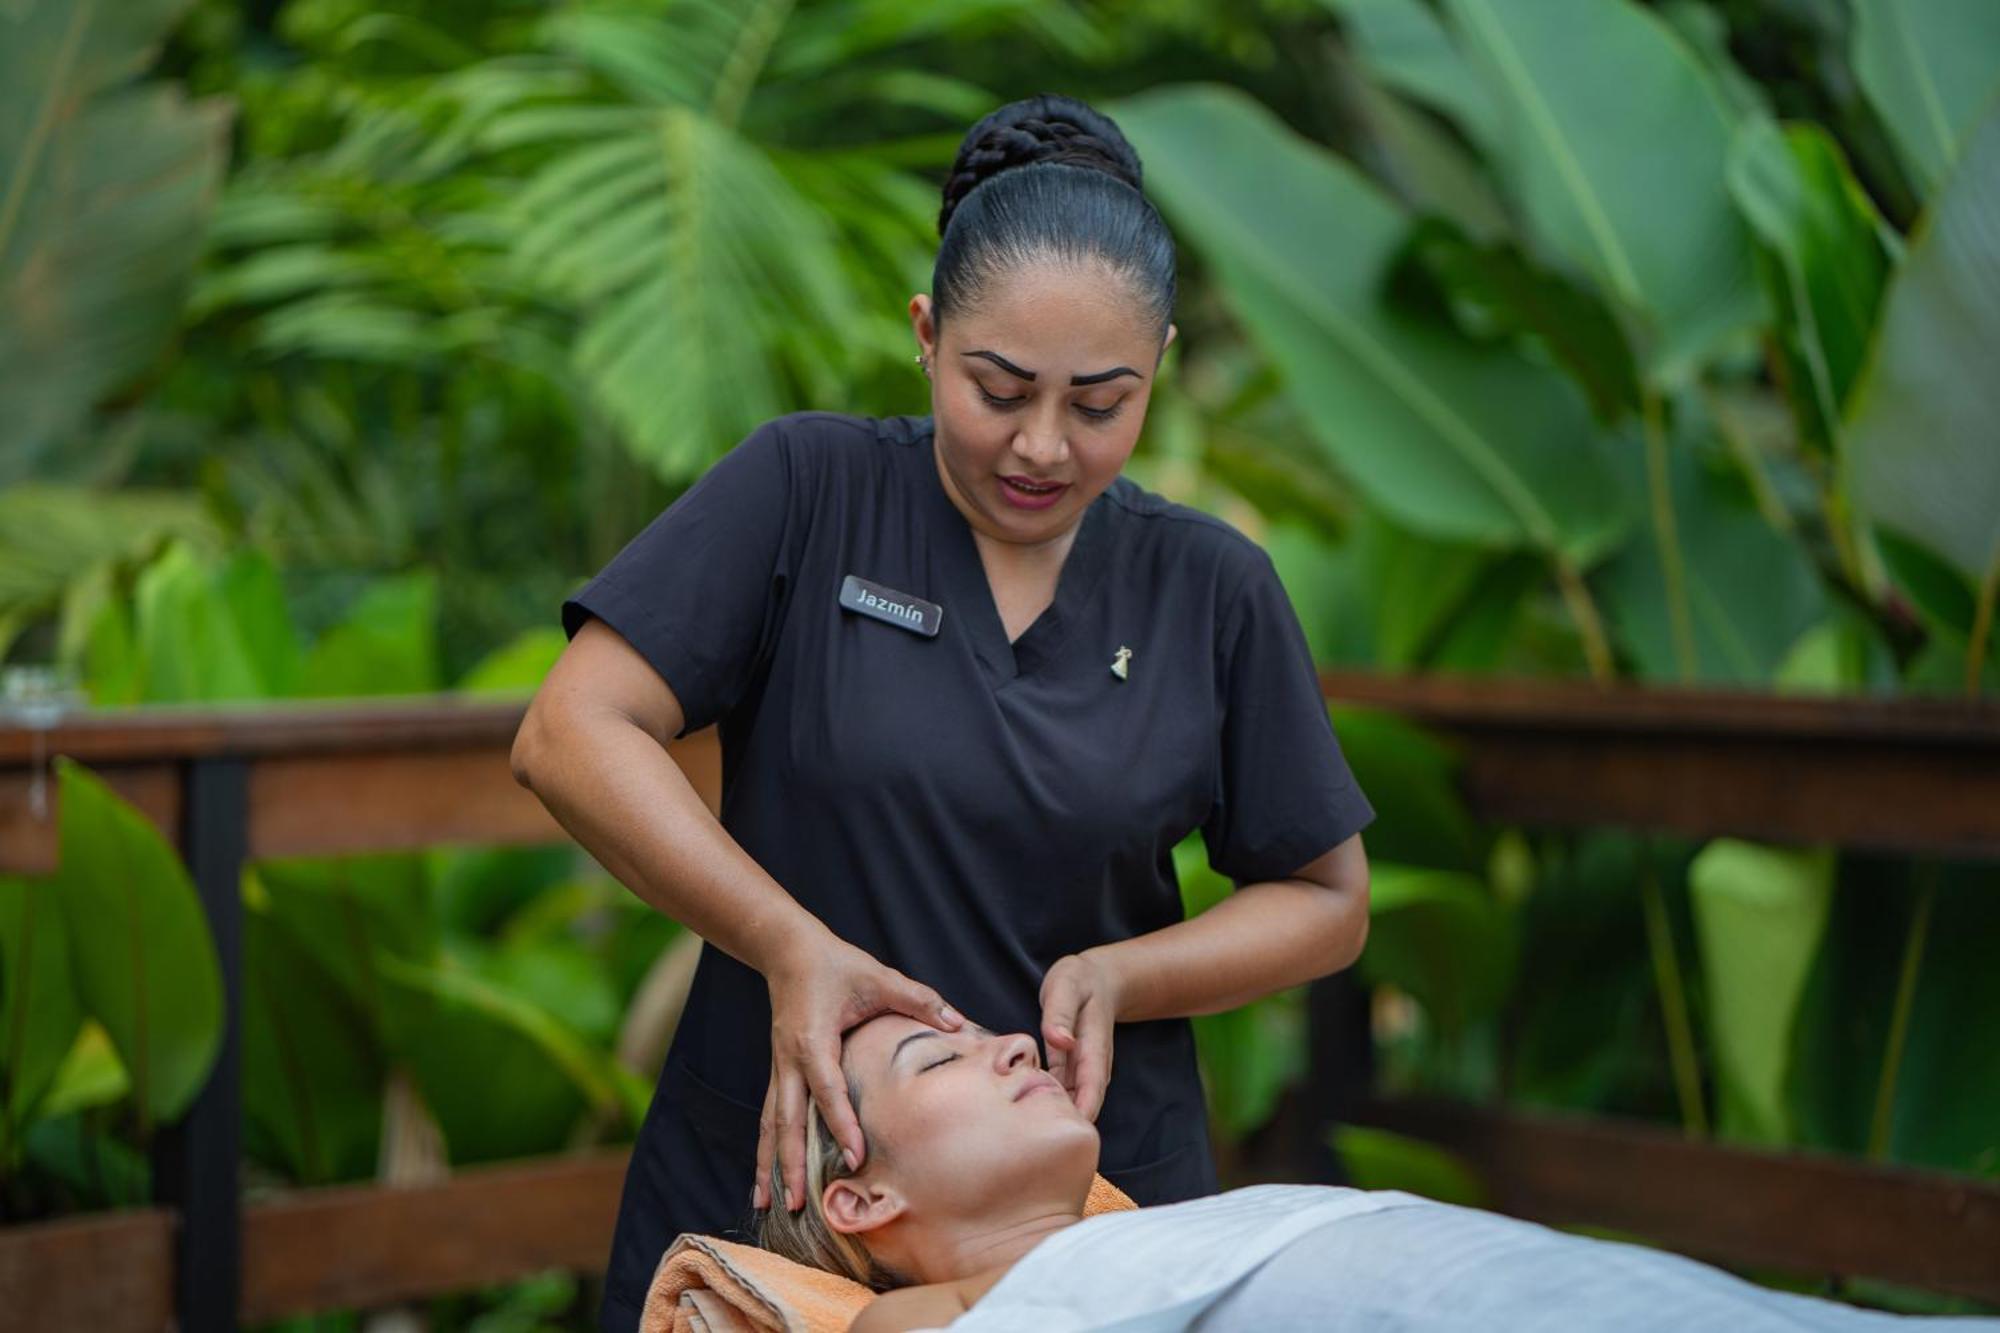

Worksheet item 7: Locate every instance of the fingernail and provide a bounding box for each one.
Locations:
[941,1005,963,1025]
[845,1148,860,1171]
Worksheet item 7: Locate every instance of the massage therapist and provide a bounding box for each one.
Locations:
[510,92,1375,1333]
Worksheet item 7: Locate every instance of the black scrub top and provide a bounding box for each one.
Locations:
[562,411,1373,1332]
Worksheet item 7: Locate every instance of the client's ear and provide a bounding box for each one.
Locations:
[822,1177,908,1237]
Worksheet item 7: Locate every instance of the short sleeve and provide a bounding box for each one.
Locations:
[561,417,798,737]
[1199,546,1375,884]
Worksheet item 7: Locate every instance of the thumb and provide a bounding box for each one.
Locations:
[1042,980,1081,1049]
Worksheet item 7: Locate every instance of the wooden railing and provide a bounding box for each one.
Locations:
[0,677,1995,1329]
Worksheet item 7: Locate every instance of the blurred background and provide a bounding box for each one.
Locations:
[2,0,1996,1329]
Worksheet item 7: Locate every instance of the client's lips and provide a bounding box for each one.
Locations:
[1013,1071,1063,1102]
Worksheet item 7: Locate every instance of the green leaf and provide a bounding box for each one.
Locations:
[1195,990,1307,1140]
[1323,0,1497,135]
[1847,100,2000,635]
[1441,0,1763,380]
[0,873,83,1133]
[252,855,439,1040]
[0,0,230,472]
[1328,707,1484,873]
[133,540,266,703]
[1728,120,1895,457]
[1688,840,1834,1145]
[1343,74,1511,244]
[377,952,626,1163]
[1850,0,2000,200]
[455,627,566,694]
[1599,448,1826,685]
[1388,217,1641,421]
[0,486,213,646]
[1331,1124,1488,1206]
[52,758,223,1128]
[215,547,304,696]
[1361,864,1516,1036]
[241,908,385,1185]
[1116,84,1631,565]
[1790,861,2000,1174]
[298,571,441,697]
[36,1021,131,1120]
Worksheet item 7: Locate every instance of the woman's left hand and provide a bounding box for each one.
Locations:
[1039,949,1123,1120]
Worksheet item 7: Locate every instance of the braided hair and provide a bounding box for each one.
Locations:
[933,93,1175,340]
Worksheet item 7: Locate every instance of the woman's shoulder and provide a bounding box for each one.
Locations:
[1099,474,1276,590]
[848,1277,973,1333]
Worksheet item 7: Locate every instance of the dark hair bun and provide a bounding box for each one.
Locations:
[939,93,1144,236]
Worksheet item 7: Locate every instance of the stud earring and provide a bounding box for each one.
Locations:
[1110,646,1132,681]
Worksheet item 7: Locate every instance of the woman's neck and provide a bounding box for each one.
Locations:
[893,1201,1084,1288]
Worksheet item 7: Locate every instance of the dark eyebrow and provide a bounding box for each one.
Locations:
[887,1022,995,1073]
[1070,366,1141,386]
[962,351,1142,387]
[964,350,1035,380]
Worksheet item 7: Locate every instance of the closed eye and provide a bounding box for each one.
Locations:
[921,1053,959,1073]
[977,385,1126,423]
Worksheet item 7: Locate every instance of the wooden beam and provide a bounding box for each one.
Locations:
[1323,673,2000,856]
[1354,1096,2000,1303]
[240,1150,629,1322]
[0,1208,175,1333]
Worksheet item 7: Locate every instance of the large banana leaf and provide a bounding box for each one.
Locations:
[1115,84,1630,567]
[242,908,385,1185]
[378,952,636,1163]
[1688,840,1834,1146]
[1727,120,1894,457]
[0,874,82,1139]
[0,486,214,662]
[1790,861,2000,1175]
[1847,100,2000,686]
[1850,0,2000,201]
[51,758,222,1131]
[1598,446,1826,685]
[1361,864,1516,1037]
[0,0,228,477]
[1322,0,1496,140]
[1440,0,1761,381]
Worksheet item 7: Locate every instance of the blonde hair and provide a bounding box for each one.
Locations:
[753,1076,915,1291]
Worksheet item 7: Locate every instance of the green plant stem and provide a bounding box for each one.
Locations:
[1868,863,1937,1161]
[1641,854,1707,1138]
[1552,554,1616,683]
[1967,560,1997,694]
[1641,384,1697,682]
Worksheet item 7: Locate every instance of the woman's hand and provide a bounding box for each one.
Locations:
[1039,949,1124,1120]
[756,927,963,1213]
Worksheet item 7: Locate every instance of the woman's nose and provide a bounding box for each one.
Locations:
[994,1030,1040,1071]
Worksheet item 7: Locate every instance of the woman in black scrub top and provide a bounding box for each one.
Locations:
[512,93,1375,1333]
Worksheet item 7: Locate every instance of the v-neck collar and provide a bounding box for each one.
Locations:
[913,417,1114,689]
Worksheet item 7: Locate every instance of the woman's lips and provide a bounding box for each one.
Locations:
[1014,1071,1064,1101]
[998,475,1069,510]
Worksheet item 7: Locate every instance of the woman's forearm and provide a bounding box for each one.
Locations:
[512,698,828,977]
[1089,839,1369,1022]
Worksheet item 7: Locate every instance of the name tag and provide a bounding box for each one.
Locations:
[839,575,942,638]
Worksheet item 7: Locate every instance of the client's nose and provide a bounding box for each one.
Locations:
[993,1030,1040,1072]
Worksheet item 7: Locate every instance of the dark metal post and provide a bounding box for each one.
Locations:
[153,757,248,1332]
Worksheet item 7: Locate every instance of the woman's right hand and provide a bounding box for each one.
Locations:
[756,927,963,1212]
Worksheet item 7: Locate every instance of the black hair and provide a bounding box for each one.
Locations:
[933,93,1176,341]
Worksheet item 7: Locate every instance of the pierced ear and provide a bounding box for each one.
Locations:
[908,294,937,356]
[822,1176,908,1238]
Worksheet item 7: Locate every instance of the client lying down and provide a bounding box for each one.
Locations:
[751,1014,1995,1332]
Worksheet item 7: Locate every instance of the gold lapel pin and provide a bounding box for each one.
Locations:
[1110,646,1132,681]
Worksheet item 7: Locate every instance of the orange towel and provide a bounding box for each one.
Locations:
[641,1174,1137,1333]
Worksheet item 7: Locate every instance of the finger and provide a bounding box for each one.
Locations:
[804,1045,866,1173]
[1042,978,1081,1054]
[886,975,963,1030]
[1074,996,1114,1120]
[753,1068,778,1211]
[777,1060,809,1212]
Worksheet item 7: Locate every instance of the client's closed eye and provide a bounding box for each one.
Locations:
[921,1054,959,1073]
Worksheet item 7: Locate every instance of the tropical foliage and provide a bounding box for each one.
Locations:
[2,0,1997,1321]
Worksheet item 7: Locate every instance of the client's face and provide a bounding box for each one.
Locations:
[824,1014,1100,1243]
